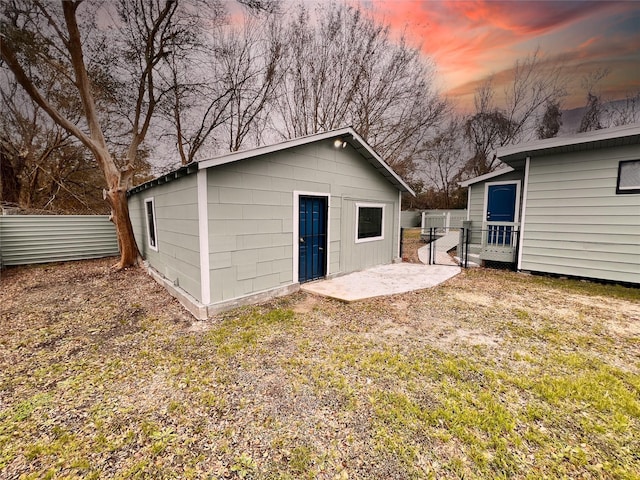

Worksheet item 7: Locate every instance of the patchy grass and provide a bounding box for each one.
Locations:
[1,259,639,479]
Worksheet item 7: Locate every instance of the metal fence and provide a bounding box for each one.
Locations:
[458,227,520,270]
[0,215,119,267]
[421,227,461,266]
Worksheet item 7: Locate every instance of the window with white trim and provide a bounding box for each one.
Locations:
[356,203,384,242]
[617,160,640,194]
[145,197,158,251]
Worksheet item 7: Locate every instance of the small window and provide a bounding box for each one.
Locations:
[356,203,384,242]
[145,197,158,251]
[617,160,640,194]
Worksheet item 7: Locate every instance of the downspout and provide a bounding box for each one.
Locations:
[397,190,402,261]
[516,156,530,271]
[197,168,211,305]
[465,186,471,220]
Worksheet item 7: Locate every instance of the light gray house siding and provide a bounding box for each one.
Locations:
[466,169,524,245]
[520,144,640,284]
[127,127,412,317]
[129,174,202,301]
[205,141,400,304]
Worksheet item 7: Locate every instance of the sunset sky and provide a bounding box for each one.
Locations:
[361,0,640,111]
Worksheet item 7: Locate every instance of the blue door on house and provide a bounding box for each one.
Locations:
[299,196,327,283]
[486,184,517,246]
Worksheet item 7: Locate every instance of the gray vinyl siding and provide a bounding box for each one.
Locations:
[128,175,202,301]
[521,144,640,284]
[340,198,397,271]
[206,140,400,303]
[0,215,118,266]
[467,169,524,245]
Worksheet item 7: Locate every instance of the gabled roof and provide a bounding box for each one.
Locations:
[497,123,640,165]
[198,126,414,194]
[458,166,515,187]
[129,127,414,196]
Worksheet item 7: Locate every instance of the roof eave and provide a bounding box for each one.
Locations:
[458,166,515,187]
[127,162,199,196]
[129,127,415,196]
[497,123,640,164]
[198,126,415,195]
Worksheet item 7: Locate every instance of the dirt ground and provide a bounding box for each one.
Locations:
[400,227,424,263]
[1,257,639,479]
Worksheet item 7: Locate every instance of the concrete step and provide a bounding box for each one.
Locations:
[455,253,481,267]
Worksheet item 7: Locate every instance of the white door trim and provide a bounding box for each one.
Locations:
[482,180,521,230]
[293,191,331,283]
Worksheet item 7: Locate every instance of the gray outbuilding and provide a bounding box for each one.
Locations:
[128,127,414,318]
[459,123,640,285]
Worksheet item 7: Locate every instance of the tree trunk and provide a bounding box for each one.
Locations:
[0,147,21,205]
[105,186,140,269]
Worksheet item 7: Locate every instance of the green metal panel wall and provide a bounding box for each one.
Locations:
[128,174,202,301]
[0,215,118,266]
[521,144,640,284]
[206,140,400,303]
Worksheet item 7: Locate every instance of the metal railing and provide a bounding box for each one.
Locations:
[458,225,520,270]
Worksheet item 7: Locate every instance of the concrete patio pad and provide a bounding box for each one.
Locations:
[300,263,461,302]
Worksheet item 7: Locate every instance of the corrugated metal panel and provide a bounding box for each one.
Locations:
[0,215,119,266]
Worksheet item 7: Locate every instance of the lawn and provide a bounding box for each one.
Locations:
[1,258,639,479]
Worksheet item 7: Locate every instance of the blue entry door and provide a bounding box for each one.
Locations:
[299,196,327,283]
[486,184,517,246]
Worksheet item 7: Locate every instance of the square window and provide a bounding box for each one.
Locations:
[356,203,384,242]
[144,197,158,251]
[617,160,640,194]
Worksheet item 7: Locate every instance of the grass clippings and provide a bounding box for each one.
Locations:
[1,258,639,479]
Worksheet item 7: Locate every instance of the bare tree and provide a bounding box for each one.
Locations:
[220,13,285,152]
[273,3,447,171]
[608,91,640,127]
[578,69,610,133]
[419,118,466,208]
[1,0,187,267]
[158,1,232,165]
[162,3,283,163]
[0,64,120,213]
[536,100,563,139]
[463,49,566,176]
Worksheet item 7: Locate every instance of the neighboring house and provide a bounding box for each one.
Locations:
[459,123,640,285]
[127,127,414,318]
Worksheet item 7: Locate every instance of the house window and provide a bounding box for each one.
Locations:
[356,203,384,242]
[145,197,158,251]
[617,160,640,194]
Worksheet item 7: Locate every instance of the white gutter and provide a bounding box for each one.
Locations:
[465,186,471,220]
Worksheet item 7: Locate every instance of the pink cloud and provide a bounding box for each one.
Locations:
[365,0,640,109]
